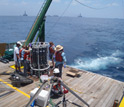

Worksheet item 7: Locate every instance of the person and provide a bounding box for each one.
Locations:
[49,42,56,67]
[14,41,22,72]
[19,45,25,66]
[20,45,31,77]
[55,45,67,78]
[51,68,68,97]
[23,46,31,77]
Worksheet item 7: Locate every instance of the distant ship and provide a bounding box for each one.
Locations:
[23,11,28,16]
[78,13,82,18]
[53,15,59,17]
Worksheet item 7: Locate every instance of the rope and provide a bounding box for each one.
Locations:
[25,16,39,45]
[25,0,47,45]
[62,81,83,94]
[75,0,116,10]
[46,0,73,36]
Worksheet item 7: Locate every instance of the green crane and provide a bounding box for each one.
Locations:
[2,0,52,61]
[25,0,52,46]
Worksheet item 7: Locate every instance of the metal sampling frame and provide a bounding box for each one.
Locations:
[30,42,50,74]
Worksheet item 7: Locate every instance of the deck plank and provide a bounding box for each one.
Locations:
[0,62,124,107]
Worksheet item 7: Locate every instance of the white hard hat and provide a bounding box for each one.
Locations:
[53,68,60,74]
[17,41,22,46]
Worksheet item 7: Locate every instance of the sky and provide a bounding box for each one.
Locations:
[0,0,124,18]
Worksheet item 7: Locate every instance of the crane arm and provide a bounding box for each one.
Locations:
[25,0,52,46]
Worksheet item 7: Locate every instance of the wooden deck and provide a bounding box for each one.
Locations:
[0,61,124,107]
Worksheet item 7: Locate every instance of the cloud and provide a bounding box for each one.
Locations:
[0,0,27,6]
[63,0,76,6]
[71,1,78,6]
[106,2,119,7]
[21,1,27,5]
[0,0,9,6]
[53,0,61,3]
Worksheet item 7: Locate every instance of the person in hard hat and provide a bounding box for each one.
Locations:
[54,45,67,78]
[51,68,62,96]
[49,42,56,67]
[14,41,22,72]
[51,68,68,97]
[53,68,60,77]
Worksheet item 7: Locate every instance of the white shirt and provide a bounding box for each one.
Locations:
[14,46,19,61]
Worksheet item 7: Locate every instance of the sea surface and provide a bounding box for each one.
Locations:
[0,16,124,82]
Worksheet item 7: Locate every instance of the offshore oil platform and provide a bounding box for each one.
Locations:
[0,0,124,107]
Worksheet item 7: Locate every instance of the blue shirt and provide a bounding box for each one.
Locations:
[20,49,25,60]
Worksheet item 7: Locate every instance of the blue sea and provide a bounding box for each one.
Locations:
[0,16,124,82]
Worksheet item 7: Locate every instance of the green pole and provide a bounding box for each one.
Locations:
[39,18,45,42]
[25,0,52,46]
[35,21,45,43]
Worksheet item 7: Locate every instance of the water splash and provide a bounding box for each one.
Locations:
[71,50,123,71]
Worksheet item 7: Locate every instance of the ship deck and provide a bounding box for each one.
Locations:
[0,61,124,107]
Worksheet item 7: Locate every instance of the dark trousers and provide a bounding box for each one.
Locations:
[24,60,27,76]
[55,64,63,78]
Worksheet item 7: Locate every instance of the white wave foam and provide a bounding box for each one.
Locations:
[72,50,123,71]
[112,50,123,57]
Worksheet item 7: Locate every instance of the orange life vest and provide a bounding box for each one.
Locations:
[53,83,68,94]
[19,49,23,58]
[24,52,30,60]
[55,51,63,62]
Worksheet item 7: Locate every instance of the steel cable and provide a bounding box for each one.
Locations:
[46,0,73,36]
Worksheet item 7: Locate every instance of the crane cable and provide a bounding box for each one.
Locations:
[75,0,116,10]
[25,0,46,43]
[46,0,73,36]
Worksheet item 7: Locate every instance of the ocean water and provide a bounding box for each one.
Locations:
[0,16,124,82]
